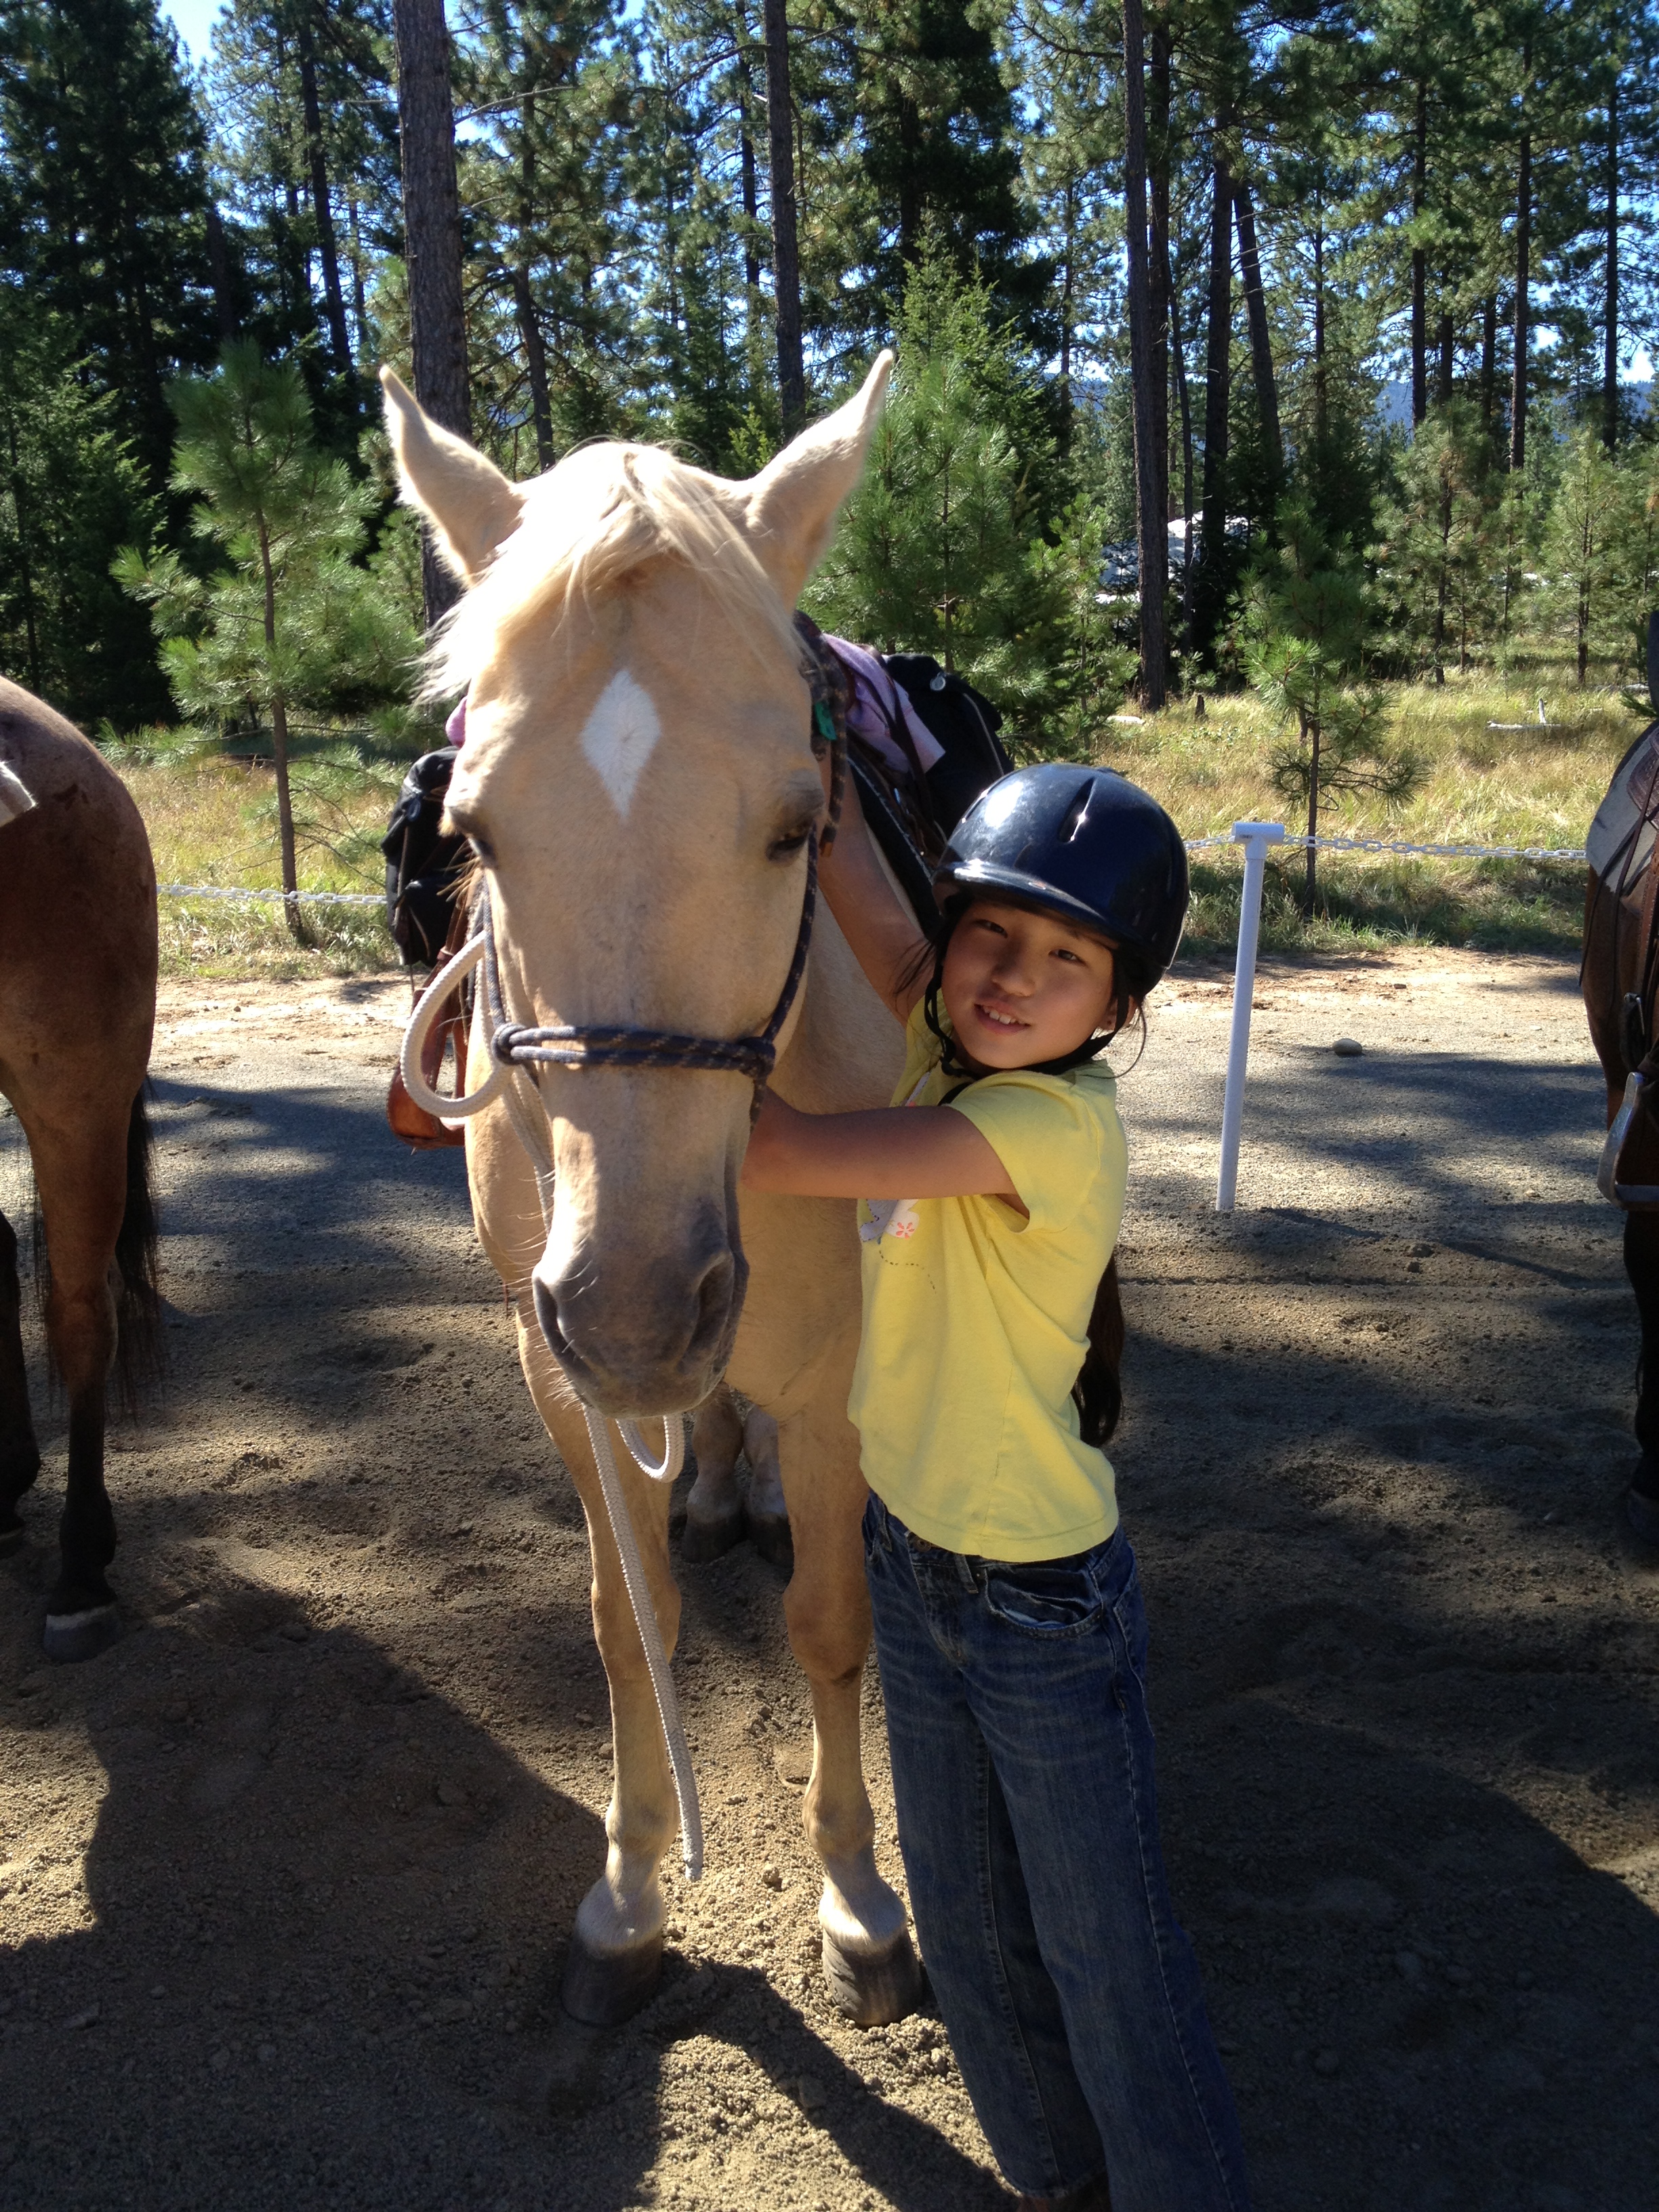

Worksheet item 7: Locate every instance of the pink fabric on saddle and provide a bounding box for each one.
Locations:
[445,697,468,748]
[823,636,944,782]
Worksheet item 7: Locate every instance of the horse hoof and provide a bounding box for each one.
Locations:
[679,1504,745,1564]
[745,1504,794,1574]
[821,1928,924,2027]
[560,1928,663,2026]
[1624,1483,1659,1547]
[43,1603,122,1664]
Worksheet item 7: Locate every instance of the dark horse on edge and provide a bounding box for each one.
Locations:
[0,677,161,1658]
[1582,612,1659,1546]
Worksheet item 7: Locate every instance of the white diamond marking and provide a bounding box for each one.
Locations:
[578,668,662,818]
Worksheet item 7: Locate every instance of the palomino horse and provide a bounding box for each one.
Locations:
[1584,627,1659,1544]
[0,680,161,1658]
[381,358,927,2028]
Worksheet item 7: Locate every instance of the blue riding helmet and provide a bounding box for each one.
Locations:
[933,762,1190,980]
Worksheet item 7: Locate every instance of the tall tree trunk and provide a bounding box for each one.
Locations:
[204,202,237,344]
[511,129,554,471]
[1410,77,1427,426]
[5,413,42,695]
[1311,210,1327,451]
[1197,138,1233,651]
[1479,293,1497,436]
[1303,706,1322,912]
[1233,179,1282,490]
[1433,463,1450,682]
[347,196,368,348]
[1059,174,1076,441]
[510,268,554,470]
[761,0,805,438]
[1436,306,1454,404]
[392,0,470,626]
[1148,15,1172,529]
[1510,50,1532,475]
[295,1,352,370]
[738,57,762,295]
[1165,229,1195,645]
[1122,0,1166,708]
[257,517,308,946]
[1603,65,1620,451]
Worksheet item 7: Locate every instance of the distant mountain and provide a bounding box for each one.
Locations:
[1376,378,1652,431]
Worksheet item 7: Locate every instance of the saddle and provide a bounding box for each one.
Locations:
[381,632,1011,1149]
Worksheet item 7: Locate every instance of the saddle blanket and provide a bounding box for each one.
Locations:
[1587,720,1659,884]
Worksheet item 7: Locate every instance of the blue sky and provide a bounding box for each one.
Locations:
[159,0,224,65]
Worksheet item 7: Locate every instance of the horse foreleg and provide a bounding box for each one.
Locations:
[514,1313,682,2024]
[742,1405,792,1571]
[0,1206,40,1551]
[776,1388,923,2027]
[682,1386,745,1562]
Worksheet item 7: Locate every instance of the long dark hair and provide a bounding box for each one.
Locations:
[912,895,1160,1448]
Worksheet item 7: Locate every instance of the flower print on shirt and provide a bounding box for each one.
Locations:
[858,1074,930,1246]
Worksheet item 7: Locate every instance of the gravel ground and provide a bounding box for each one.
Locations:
[2,945,1657,2212]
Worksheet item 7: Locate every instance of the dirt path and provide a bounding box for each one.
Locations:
[3,948,1657,2212]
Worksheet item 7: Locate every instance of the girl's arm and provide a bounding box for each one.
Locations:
[743,1091,1021,1205]
[817,770,934,1024]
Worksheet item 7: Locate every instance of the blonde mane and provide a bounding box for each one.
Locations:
[423,440,799,702]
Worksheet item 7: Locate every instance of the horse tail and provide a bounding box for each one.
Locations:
[1072,1254,1126,1448]
[111,1084,163,1412]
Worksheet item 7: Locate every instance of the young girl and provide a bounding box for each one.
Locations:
[743,762,1251,2212]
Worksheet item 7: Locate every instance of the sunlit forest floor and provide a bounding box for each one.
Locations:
[110,664,1648,979]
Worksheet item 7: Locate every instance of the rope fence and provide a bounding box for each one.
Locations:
[161,820,1589,1222]
[160,882,383,907]
[1183,832,1588,861]
[159,832,1589,910]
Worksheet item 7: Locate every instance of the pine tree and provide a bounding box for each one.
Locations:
[0,0,219,483]
[115,344,415,937]
[1540,426,1629,685]
[840,0,1048,348]
[1241,497,1420,911]
[1372,397,1502,678]
[804,253,1103,748]
[0,296,165,726]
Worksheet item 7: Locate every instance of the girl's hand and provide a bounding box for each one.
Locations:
[743,1090,1022,1207]
[817,770,933,1025]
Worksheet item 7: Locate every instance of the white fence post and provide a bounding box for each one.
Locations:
[1216,821,1285,1214]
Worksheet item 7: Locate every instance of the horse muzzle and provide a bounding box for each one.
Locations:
[530,1206,747,1416]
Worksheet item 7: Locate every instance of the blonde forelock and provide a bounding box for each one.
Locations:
[422,441,796,702]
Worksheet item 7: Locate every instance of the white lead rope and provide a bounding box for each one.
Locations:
[399,940,705,1880]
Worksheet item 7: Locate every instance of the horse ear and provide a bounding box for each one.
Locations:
[742,352,893,605]
[379,368,524,584]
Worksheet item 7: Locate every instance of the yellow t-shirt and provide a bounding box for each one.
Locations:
[846,1000,1128,1563]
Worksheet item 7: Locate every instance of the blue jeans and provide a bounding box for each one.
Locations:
[863,1493,1250,2209]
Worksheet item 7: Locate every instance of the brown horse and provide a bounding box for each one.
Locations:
[0,678,161,1659]
[1582,626,1659,1545]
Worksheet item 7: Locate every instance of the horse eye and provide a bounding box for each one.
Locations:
[767,824,813,862]
[447,813,493,866]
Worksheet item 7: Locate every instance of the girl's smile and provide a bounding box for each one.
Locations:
[942,898,1119,1071]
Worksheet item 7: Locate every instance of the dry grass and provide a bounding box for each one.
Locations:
[119,752,401,980]
[1097,673,1641,956]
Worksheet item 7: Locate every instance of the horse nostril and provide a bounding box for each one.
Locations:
[686,1248,738,1361]
[531,1267,573,1366]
